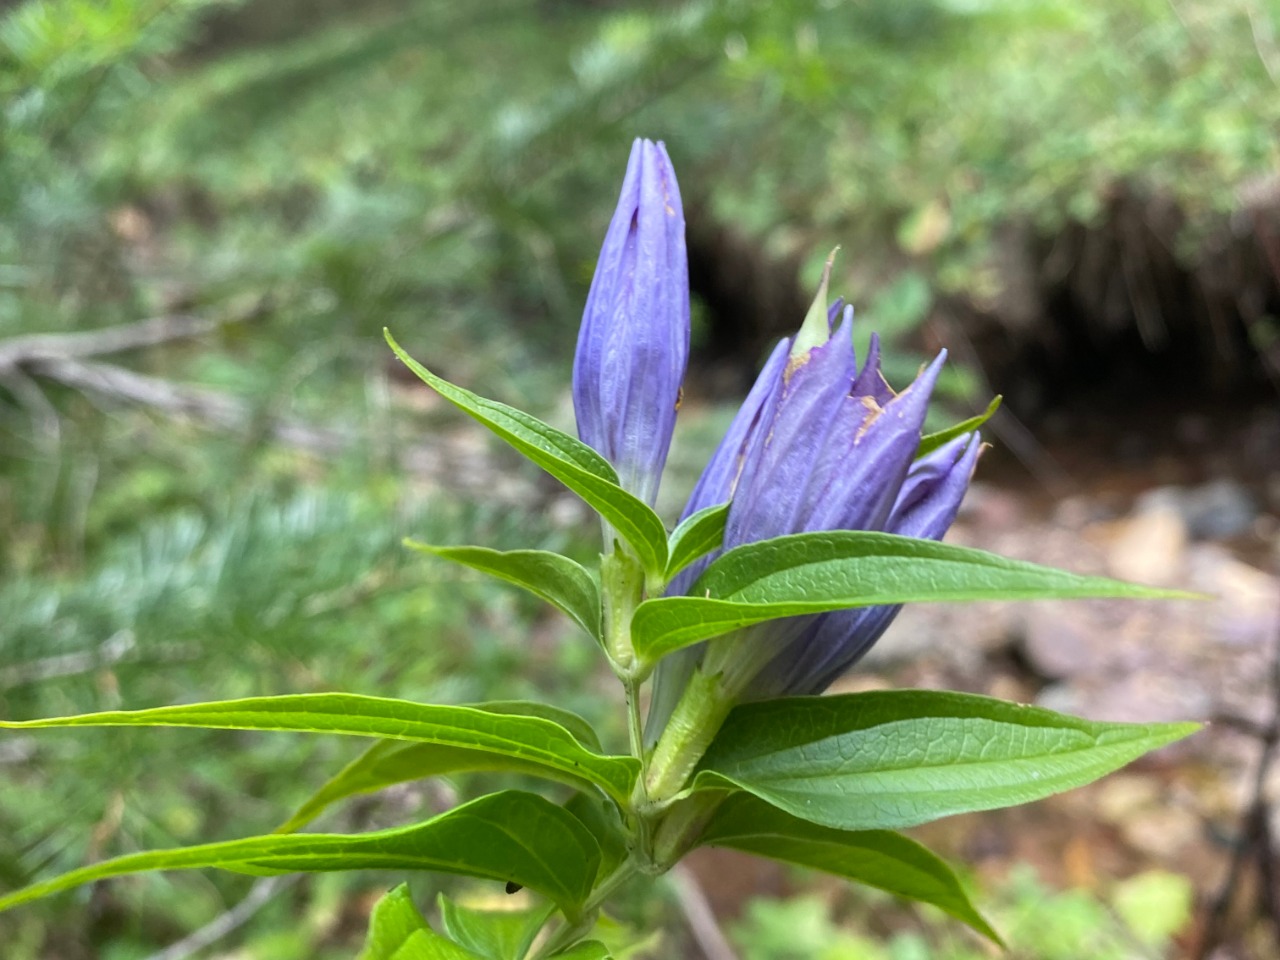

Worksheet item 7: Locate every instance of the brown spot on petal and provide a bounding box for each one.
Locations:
[854,397,885,442]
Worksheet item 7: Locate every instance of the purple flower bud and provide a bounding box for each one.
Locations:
[573,139,689,507]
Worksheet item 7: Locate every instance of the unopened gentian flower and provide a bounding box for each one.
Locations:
[573,138,689,508]
[645,260,980,797]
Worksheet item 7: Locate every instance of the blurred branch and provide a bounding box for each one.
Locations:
[0,309,258,369]
[24,353,358,456]
[1196,606,1280,957]
[0,314,545,505]
[670,863,739,960]
[0,364,62,444]
[0,631,200,691]
[142,875,298,960]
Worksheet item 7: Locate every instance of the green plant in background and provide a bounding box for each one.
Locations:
[0,140,1198,958]
[5,0,1261,953]
[731,867,1195,960]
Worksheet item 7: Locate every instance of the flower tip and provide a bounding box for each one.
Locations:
[791,247,842,359]
[914,348,948,390]
[573,135,690,507]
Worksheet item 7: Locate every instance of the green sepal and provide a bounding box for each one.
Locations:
[694,691,1200,832]
[699,793,1000,943]
[385,331,668,577]
[918,395,1001,457]
[0,791,602,918]
[632,530,1197,663]
[406,541,601,640]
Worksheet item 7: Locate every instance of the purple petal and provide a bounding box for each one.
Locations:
[724,316,861,547]
[747,430,981,698]
[889,433,982,538]
[851,332,895,407]
[802,351,946,534]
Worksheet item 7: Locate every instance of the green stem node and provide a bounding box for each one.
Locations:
[644,667,732,803]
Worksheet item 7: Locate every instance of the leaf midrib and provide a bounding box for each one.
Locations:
[707,725,1167,785]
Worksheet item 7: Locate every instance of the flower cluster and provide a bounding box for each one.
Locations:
[576,139,980,772]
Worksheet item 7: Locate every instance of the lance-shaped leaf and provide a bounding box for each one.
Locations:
[407,542,601,640]
[385,331,667,576]
[699,794,999,942]
[478,701,603,752]
[663,502,728,583]
[917,395,1001,458]
[362,884,488,960]
[0,694,637,803]
[632,531,1194,662]
[694,691,1199,832]
[275,703,606,834]
[0,791,601,917]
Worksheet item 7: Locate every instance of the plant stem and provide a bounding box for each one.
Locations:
[624,674,655,866]
[532,858,639,958]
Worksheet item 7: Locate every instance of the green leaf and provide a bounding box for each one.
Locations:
[917,395,1001,457]
[632,531,1193,662]
[275,703,605,834]
[699,794,999,942]
[564,792,628,882]
[362,884,432,960]
[272,740,495,834]
[664,502,728,582]
[361,884,488,960]
[473,701,603,754]
[695,691,1200,832]
[407,541,601,640]
[0,694,637,803]
[385,331,667,576]
[438,894,553,960]
[549,942,611,959]
[0,791,601,917]
[390,932,490,960]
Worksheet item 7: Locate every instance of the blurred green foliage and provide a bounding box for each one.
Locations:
[0,0,1272,954]
[731,866,1195,960]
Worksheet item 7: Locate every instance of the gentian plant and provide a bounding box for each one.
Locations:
[0,139,1199,958]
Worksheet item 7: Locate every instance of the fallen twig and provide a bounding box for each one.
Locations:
[670,863,739,960]
[0,314,560,509]
[26,354,354,455]
[0,631,201,691]
[1197,603,1280,957]
[0,310,258,371]
[142,875,297,960]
